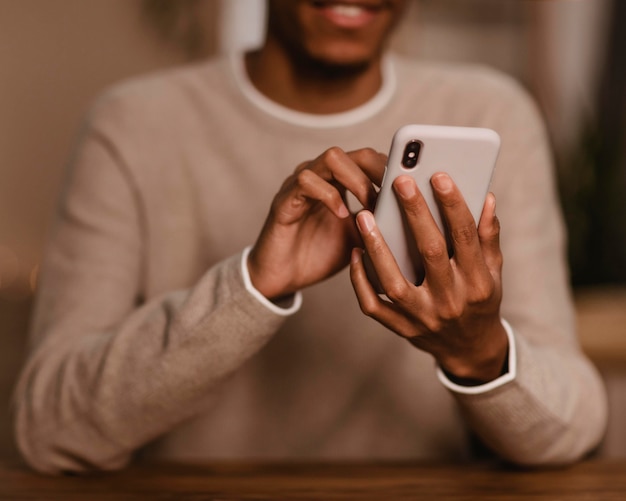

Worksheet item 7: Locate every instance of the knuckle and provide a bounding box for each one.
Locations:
[482,223,500,241]
[385,280,411,303]
[287,195,307,213]
[422,315,443,334]
[421,241,447,262]
[322,188,342,206]
[439,300,464,322]
[322,146,344,165]
[359,296,380,317]
[451,223,476,246]
[356,147,379,161]
[480,215,501,241]
[468,281,494,305]
[296,168,315,187]
[349,147,377,161]
[357,179,374,201]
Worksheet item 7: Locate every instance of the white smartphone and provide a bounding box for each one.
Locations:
[365,124,501,288]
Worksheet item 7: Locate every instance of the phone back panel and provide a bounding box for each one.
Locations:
[372,124,500,286]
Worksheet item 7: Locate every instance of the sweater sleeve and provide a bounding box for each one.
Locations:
[12,117,288,474]
[441,76,608,465]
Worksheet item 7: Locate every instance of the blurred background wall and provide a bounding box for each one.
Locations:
[1,0,623,461]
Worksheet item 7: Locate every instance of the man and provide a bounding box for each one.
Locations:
[14,0,606,473]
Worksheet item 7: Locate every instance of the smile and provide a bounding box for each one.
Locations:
[311,1,385,29]
[330,4,368,18]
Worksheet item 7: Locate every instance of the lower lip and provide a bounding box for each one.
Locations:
[316,4,378,29]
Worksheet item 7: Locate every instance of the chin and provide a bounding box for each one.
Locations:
[295,53,373,79]
[304,41,382,71]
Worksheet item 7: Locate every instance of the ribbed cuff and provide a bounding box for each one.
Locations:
[436,318,516,395]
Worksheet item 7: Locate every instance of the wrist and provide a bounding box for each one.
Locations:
[439,321,509,386]
[241,247,302,316]
[246,246,294,302]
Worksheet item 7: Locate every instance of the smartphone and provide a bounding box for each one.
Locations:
[365,124,500,288]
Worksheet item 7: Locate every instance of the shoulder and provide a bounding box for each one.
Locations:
[67,55,237,187]
[394,54,529,100]
[84,55,232,136]
[392,54,543,127]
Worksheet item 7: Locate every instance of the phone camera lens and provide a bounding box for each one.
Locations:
[402,140,422,168]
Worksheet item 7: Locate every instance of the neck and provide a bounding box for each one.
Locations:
[245,40,384,115]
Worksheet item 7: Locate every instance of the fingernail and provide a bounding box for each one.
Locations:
[338,203,350,218]
[351,247,362,264]
[488,192,496,213]
[356,211,375,234]
[394,176,416,199]
[432,173,453,193]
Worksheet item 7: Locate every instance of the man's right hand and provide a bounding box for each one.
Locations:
[247,147,386,301]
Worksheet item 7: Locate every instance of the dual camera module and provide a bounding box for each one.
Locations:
[401,140,423,168]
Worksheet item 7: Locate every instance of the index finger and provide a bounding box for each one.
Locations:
[311,147,382,211]
[347,148,387,187]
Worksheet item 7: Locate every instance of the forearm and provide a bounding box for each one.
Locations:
[450,330,607,466]
[13,253,287,474]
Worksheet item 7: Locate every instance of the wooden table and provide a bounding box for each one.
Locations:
[1,459,625,500]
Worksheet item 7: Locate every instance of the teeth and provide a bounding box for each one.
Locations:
[330,5,365,17]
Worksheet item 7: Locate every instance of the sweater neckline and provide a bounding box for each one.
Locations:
[229,52,397,129]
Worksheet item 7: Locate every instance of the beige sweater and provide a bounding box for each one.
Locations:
[14,54,607,473]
